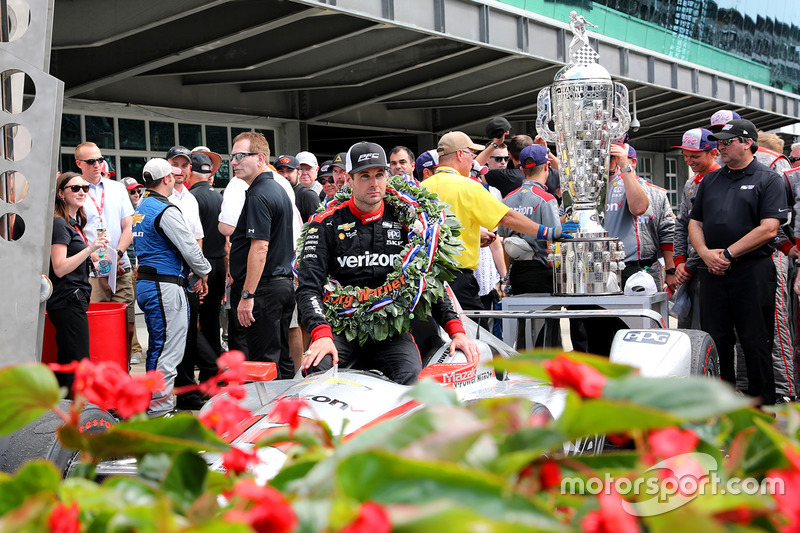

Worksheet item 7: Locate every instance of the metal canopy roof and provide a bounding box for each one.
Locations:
[50,0,800,152]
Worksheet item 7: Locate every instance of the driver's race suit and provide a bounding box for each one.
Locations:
[296,197,465,384]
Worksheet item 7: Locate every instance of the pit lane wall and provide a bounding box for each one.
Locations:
[0,0,64,365]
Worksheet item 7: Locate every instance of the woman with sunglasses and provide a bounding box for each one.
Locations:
[48,172,109,392]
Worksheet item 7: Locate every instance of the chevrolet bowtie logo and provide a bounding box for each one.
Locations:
[132,213,145,226]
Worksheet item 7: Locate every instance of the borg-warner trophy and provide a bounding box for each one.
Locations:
[536,11,630,295]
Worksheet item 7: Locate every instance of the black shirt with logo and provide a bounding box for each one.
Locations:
[190,181,226,259]
[690,158,787,259]
[230,172,294,281]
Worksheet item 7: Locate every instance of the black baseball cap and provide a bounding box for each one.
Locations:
[166,145,192,162]
[708,119,758,142]
[190,152,213,174]
[345,142,388,174]
[485,117,512,139]
[274,155,299,170]
[318,160,334,177]
[331,152,347,170]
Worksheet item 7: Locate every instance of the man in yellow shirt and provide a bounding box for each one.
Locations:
[422,131,577,309]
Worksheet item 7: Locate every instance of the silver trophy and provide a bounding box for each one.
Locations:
[537,11,630,295]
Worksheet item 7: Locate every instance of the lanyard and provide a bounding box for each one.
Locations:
[73,224,88,245]
[87,182,105,224]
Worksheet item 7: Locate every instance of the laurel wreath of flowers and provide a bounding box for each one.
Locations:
[296,175,463,345]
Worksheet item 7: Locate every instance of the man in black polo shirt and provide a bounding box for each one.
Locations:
[188,151,226,358]
[274,154,321,222]
[229,132,295,378]
[689,119,788,405]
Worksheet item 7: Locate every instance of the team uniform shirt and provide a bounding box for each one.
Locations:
[499,179,560,267]
[292,182,321,222]
[229,172,294,282]
[674,164,720,273]
[605,172,656,262]
[756,148,796,250]
[638,181,675,261]
[132,191,211,416]
[296,197,464,342]
[169,184,204,241]
[83,177,134,271]
[422,166,509,271]
[786,167,800,247]
[690,159,788,259]
[190,181,226,259]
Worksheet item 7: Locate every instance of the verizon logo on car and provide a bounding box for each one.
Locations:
[337,252,398,268]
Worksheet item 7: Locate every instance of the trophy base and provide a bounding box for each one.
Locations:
[549,235,626,296]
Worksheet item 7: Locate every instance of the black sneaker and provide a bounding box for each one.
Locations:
[176,392,207,411]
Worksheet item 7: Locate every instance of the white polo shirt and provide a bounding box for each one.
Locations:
[83,177,134,270]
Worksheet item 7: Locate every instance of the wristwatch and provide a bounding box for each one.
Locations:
[489,142,499,148]
[116,249,124,258]
[241,289,256,300]
[665,267,676,275]
[621,164,633,173]
[722,249,735,262]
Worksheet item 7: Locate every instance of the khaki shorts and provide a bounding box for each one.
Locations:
[90,269,135,323]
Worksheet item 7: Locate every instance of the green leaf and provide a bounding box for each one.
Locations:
[58,413,229,461]
[0,460,61,516]
[391,503,564,532]
[0,364,61,437]
[162,451,208,514]
[336,451,565,530]
[603,376,753,421]
[555,396,682,440]
[489,350,636,383]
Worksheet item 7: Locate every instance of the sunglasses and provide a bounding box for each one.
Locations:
[789,156,800,164]
[491,156,510,162]
[62,184,90,193]
[231,152,260,162]
[317,176,335,185]
[79,157,105,166]
[129,189,142,196]
[717,137,743,146]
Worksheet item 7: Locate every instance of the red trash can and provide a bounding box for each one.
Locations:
[42,302,129,372]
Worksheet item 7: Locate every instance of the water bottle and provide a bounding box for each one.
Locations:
[98,249,111,276]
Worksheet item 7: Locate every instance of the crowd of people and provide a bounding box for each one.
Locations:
[46,113,800,415]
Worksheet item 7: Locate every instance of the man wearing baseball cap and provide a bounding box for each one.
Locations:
[133,158,211,416]
[671,128,719,328]
[708,110,742,133]
[422,131,578,310]
[317,160,337,204]
[296,151,321,195]
[498,144,562,346]
[330,152,348,192]
[689,118,788,405]
[414,150,439,181]
[297,141,479,385]
[274,154,320,222]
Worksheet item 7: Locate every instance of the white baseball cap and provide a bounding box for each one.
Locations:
[296,151,318,168]
[624,271,658,296]
[142,158,179,182]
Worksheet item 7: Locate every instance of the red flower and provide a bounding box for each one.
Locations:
[543,354,607,398]
[768,447,800,532]
[49,360,164,418]
[199,396,252,437]
[224,479,296,533]
[217,350,248,384]
[341,501,391,533]
[647,427,699,459]
[714,506,759,525]
[49,502,80,533]
[222,446,259,475]
[269,398,309,435]
[539,460,561,490]
[581,490,639,533]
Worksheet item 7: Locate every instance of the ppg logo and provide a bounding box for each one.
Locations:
[622,331,669,345]
[357,153,379,162]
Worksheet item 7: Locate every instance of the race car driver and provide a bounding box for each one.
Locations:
[133,158,211,416]
[296,142,479,385]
